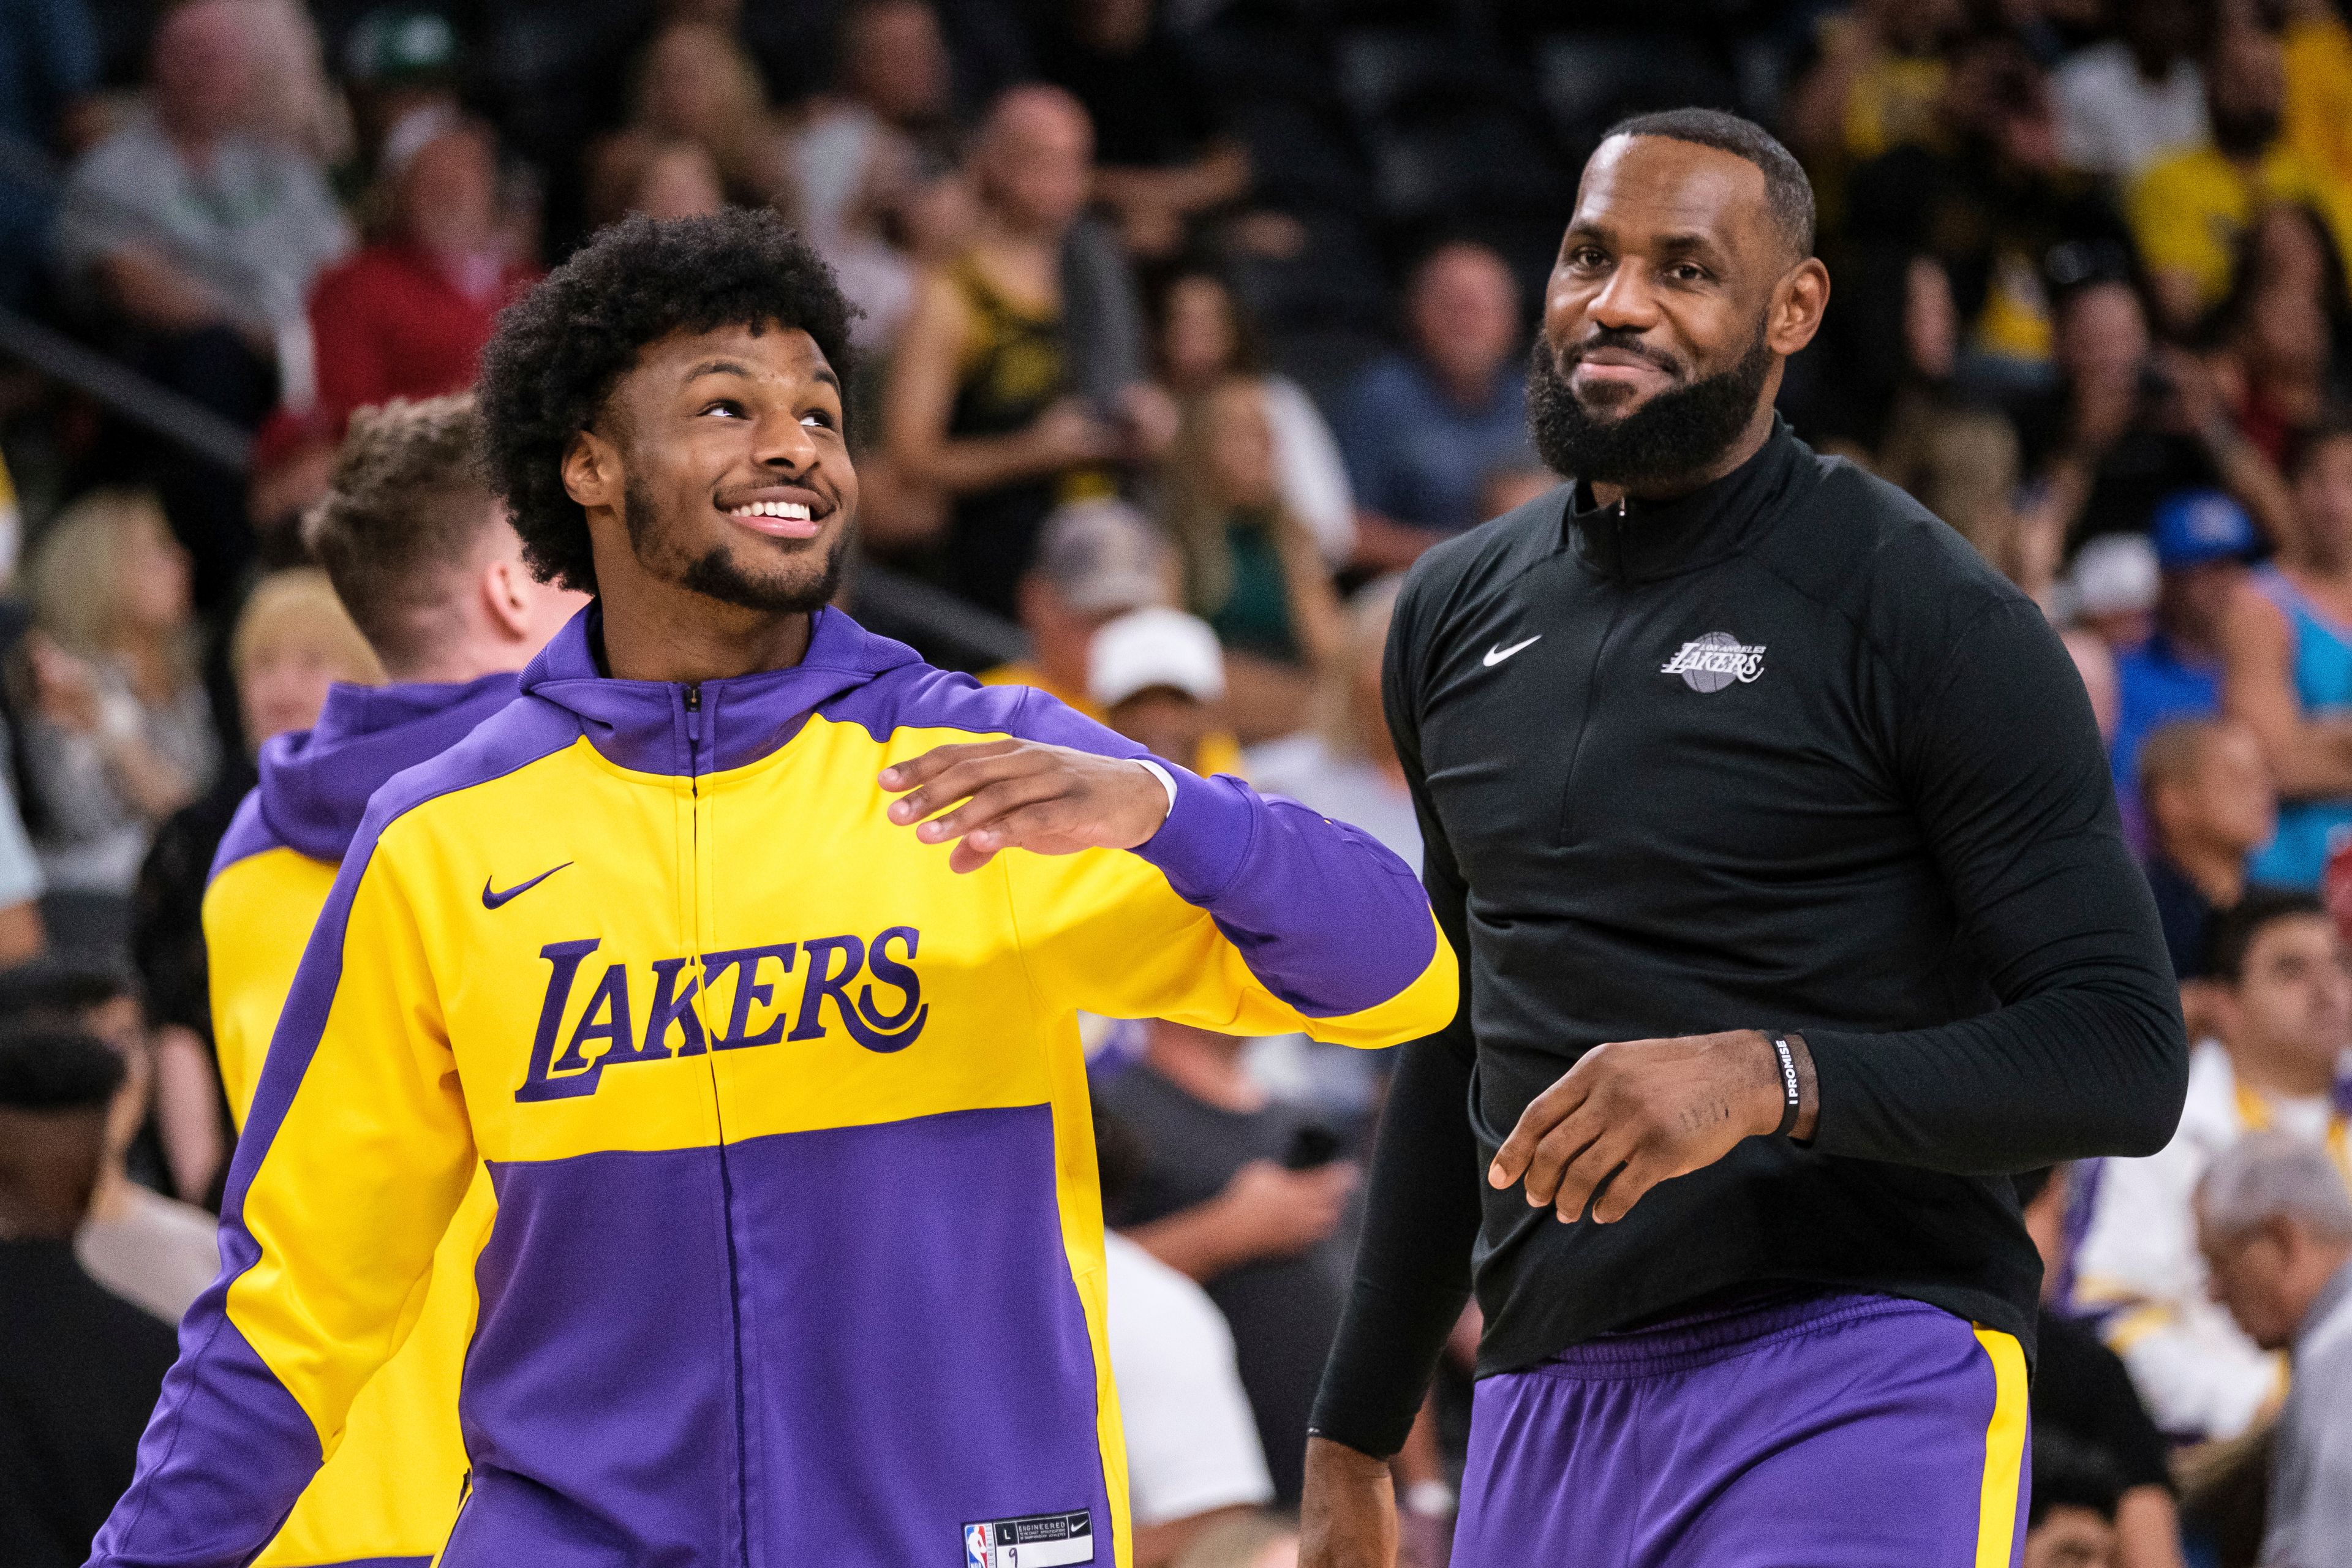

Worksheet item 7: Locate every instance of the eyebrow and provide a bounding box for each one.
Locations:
[684,360,843,393]
[1654,230,1732,262]
[1562,224,1734,263]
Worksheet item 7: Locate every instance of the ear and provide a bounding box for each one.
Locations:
[480,556,534,641]
[1766,258,1832,358]
[562,428,620,517]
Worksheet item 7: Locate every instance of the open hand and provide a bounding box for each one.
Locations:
[880,738,1169,873]
[1488,1029,1804,1225]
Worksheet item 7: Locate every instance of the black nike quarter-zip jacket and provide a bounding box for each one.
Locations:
[1310,418,2188,1458]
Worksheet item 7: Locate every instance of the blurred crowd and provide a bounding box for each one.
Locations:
[3,0,2352,1566]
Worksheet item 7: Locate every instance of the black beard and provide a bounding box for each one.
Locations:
[1526,326,1775,491]
[622,475,849,616]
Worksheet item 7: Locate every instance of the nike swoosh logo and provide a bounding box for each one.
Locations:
[482,862,573,910]
[1483,636,1542,667]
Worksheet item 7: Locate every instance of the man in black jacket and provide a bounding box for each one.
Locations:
[1302,109,2188,1567]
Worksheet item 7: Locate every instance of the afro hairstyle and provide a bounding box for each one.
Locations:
[476,209,859,595]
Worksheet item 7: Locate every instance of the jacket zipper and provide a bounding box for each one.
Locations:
[684,684,755,1568]
[1556,510,1630,845]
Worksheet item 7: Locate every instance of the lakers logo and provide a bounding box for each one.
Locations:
[1660,632,1766,693]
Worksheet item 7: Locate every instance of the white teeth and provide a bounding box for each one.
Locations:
[728,500,815,520]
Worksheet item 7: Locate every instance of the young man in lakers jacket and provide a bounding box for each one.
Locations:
[201,393,584,1567]
[92,211,1453,1568]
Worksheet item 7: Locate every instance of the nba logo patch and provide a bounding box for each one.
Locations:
[966,1523,995,1566]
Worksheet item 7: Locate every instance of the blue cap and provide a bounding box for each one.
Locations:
[2151,490,2258,570]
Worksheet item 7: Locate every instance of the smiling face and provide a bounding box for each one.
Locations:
[564,322,857,618]
[1528,133,1827,491]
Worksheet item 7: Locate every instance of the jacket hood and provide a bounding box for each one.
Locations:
[257,674,522,862]
[520,605,926,775]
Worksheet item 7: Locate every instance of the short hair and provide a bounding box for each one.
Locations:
[477,210,859,596]
[0,957,138,1025]
[2137,716,2222,803]
[2199,1131,2352,1242]
[0,1026,126,1112]
[2202,886,2328,985]
[2027,1427,2124,1529]
[1598,108,1815,261]
[306,396,497,672]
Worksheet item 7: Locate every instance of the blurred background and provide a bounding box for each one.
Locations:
[4,1,2352,1567]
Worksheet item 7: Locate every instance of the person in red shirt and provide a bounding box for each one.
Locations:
[307,116,540,430]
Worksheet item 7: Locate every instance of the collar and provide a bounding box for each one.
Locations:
[521,603,923,775]
[1564,415,1803,582]
[257,672,521,862]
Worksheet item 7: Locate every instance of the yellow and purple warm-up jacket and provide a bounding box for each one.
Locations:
[202,671,523,1568]
[94,606,1455,1568]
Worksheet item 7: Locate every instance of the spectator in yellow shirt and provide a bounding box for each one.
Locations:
[2132,21,2352,334]
[2280,0,2352,190]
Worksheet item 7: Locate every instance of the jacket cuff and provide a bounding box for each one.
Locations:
[1130,762,1256,903]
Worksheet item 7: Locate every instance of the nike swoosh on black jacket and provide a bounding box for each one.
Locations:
[1310,418,2188,1459]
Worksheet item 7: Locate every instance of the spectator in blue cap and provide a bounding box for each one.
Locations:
[2111,489,2263,840]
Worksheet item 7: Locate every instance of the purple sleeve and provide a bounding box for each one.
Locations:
[1124,763,1437,1019]
[839,669,1445,1019]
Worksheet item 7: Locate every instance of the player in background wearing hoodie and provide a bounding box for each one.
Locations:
[198,393,584,1567]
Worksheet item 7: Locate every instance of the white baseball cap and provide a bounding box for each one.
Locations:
[1087,606,1226,708]
[2071,533,2160,618]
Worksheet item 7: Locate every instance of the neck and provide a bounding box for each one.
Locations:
[1433,361,1498,411]
[116,636,174,701]
[2234,1038,2337,1101]
[159,107,221,163]
[2160,612,2222,663]
[597,587,814,684]
[1144,1019,1264,1114]
[2168,833,2248,908]
[1589,399,1778,511]
[386,636,523,687]
[978,208,1063,259]
[88,1162,134,1223]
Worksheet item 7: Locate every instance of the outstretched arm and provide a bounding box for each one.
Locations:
[881,691,1456,1047]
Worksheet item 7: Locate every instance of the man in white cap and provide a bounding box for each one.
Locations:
[2070,533,2160,654]
[1088,605,1228,775]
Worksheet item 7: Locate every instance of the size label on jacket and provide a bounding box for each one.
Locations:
[963,1509,1093,1566]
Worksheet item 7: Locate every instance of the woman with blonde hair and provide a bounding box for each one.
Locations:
[132,566,383,1202]
[20,489,217,899]
[1163,375,1345,742]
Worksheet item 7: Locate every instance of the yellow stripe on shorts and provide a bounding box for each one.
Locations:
[1972,1326,2030,1568]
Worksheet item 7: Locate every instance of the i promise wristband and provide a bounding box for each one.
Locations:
[1769,1033,1803,1138]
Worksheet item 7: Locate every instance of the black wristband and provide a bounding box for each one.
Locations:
[1768,1033,1802,1138]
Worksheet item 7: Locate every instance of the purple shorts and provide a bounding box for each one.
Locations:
[1451,1291,2030,1568]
